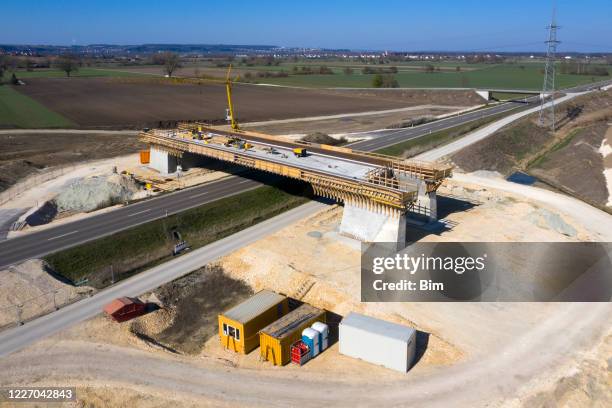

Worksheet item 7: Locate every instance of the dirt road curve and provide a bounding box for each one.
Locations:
[453,173,612,241]
[1,302,609,407]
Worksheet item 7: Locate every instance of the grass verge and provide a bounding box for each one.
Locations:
[375,110,517,157]
[2,68,149,80]
[44,181,310,288]
[0,85,75,128]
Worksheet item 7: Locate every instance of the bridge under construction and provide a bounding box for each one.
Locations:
[140,123,451,245]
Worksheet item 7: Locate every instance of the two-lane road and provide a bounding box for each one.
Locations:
[348,98,533,151]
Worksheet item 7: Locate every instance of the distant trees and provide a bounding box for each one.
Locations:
[152,52,181,77]
[0,55,7,81]
[0,56,18,83]
[372,74,383,87]
[318,65,333,75]
[25,58,34,72]
[362,66,397,75]
[423,64,435,73]
[290,66,334,75]
[372,74,399,88]
[162,52,180,77]
[254,70,288,78]
[559,60,609,76]
[343,67,354,75]
[56,53,80,77]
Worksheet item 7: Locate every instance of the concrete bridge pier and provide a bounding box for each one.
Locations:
[150,148,212,175]
[414,181,437,222]
[150,146,177,174]
[339,200,406,249]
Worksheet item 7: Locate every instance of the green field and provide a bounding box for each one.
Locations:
[0,85,74,128]
[2,67,148,81]
[246,64,611,90]
[44,182,309,287]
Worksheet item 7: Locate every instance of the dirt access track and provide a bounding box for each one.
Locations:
[16,77,483,128]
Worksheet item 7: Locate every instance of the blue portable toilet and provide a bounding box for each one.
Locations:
[302,327,320,357]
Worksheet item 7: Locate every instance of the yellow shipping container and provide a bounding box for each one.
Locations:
[259,304,326,366]
[218,290,288,354]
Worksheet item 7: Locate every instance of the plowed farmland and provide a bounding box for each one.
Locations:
[15,77,482,129]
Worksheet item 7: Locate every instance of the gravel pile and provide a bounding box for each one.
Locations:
[54,174,141,213]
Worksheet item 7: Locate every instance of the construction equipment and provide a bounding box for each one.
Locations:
[293,147,307,157]
[223,136,242,147]
[225,65,239,130]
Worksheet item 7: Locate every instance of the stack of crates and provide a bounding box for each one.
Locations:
[290,340,311,366]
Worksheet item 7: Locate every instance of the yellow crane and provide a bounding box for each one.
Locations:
[225,64,239,130]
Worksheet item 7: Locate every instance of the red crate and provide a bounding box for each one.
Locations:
[290,340,311,366]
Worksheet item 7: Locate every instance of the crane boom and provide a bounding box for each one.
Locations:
[225,65,239,130]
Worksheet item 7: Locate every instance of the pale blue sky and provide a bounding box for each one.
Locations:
[1,0,610,51]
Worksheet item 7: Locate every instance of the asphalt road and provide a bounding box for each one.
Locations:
[1,79,610,270]
[348,99,533,151]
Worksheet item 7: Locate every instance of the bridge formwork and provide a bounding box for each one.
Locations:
[140,123,451,246]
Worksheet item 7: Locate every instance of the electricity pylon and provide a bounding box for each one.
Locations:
[539,7,561,132]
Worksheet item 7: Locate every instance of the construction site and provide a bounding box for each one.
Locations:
[1,4,612,407]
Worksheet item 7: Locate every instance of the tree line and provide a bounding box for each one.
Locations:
[559,60,609,76]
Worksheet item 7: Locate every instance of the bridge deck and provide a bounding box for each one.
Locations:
[178,123,452,183]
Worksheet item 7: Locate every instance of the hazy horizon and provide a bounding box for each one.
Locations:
[1,0,610,53]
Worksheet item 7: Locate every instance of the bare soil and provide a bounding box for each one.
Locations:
[16,77,482,129]
[130,265,253,355]
[529,122,609,206]
[0,131,144,192]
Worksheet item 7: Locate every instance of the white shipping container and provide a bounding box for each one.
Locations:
[339,312,416,373]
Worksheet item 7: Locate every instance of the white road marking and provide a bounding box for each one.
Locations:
[238,180,252,184]
[127,209,152,217]
[189,192,208,198]
[47,231,79,241]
